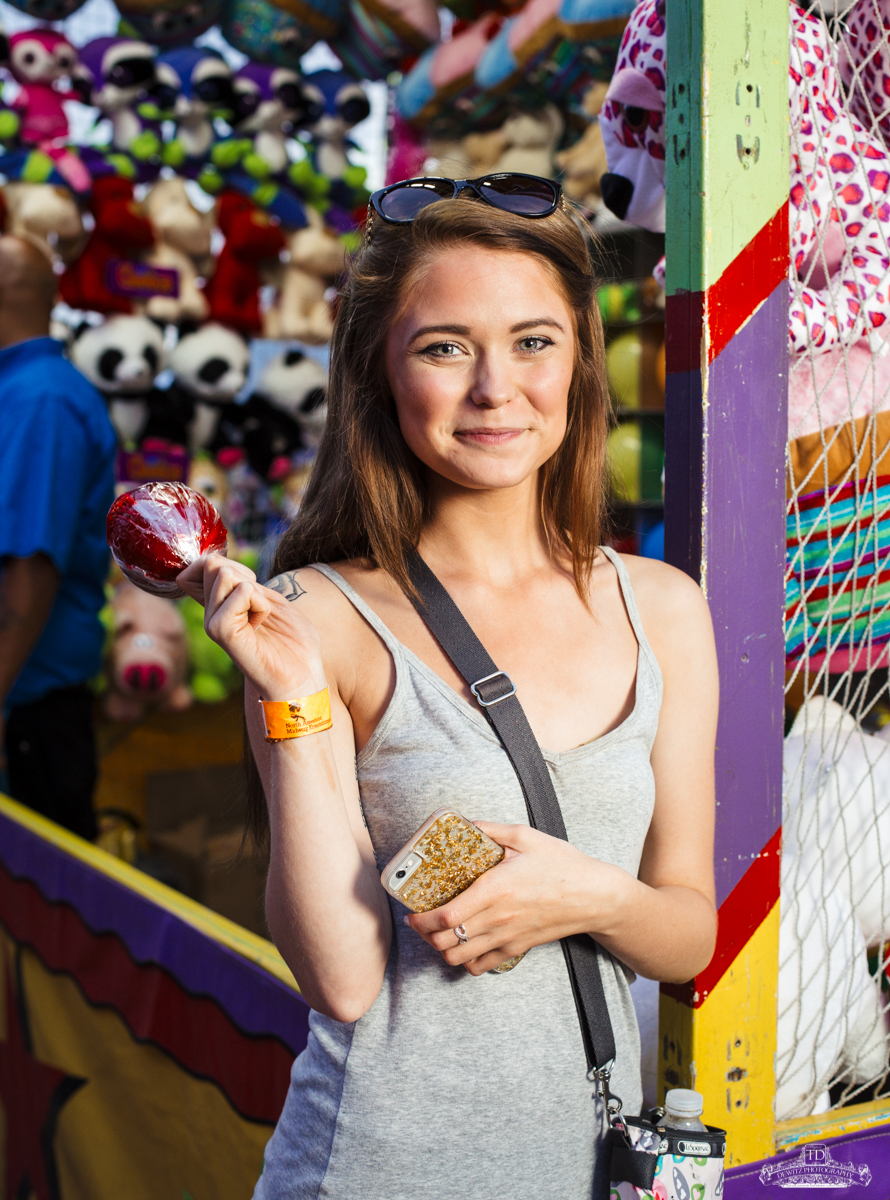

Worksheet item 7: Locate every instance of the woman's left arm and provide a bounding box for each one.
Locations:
[407,562,719,983]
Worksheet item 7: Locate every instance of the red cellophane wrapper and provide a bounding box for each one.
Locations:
[107,482,228,598]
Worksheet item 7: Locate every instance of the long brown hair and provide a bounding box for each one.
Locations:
[247,195,611,850]
[272,196,610,595]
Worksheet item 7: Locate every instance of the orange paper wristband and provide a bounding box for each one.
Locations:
[259,688,332,743]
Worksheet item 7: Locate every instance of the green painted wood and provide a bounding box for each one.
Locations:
[665,0,789,298]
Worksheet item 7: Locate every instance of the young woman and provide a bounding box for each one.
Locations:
[180,176,719,1200]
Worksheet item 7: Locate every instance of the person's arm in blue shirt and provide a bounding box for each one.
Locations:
[0,554,59,766]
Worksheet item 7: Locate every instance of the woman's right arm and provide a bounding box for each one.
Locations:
[178,555,392,1022]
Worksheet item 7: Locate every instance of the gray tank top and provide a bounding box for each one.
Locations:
[254,548,662,1200]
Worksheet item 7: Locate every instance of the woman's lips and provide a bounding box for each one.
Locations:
[455,428,525,445]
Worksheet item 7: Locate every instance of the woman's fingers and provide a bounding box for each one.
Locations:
[175,553,256,608]
[205,556,258,618]
[176,557,209,604]
[206,578,273,646]
[471,821,536,853]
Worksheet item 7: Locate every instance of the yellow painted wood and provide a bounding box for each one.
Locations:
[665,0,789,295]
[0,792,299,992]
[658,904,779,1166]
[775,1098,890,1152]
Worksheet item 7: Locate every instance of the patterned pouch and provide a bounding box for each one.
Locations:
[610,1116,727,1199]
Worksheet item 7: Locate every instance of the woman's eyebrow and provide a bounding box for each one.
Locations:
[408,324,470,343]
[510,318,565,334]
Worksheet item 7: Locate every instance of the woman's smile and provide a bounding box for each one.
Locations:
[455,426,526,445]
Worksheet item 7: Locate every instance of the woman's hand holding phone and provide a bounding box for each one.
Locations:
[176,555,327,698]
[406,821,630,976]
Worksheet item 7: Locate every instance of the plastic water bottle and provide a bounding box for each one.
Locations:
[663,1088,708,1132]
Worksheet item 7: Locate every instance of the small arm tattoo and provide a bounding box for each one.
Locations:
[267,572,306,602]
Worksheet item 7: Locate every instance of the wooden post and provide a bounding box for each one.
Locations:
[661,0,789,1167]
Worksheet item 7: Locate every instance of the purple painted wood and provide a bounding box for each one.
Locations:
[664,283,788,906]
[725,1124,890,1195]
[0,807,310,1053]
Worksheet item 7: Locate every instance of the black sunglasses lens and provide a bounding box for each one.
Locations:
[480,176,557,215]
[380,182,452,221]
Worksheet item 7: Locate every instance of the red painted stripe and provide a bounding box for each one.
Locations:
[0,865,292,1123]
[665,204,788,374]
[662,826,781,1009]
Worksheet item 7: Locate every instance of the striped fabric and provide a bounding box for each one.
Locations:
[786,474,890,662]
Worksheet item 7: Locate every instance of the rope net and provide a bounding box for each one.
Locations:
[782,0,890,1121]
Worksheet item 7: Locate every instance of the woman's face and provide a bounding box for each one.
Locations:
[385,246,575,494]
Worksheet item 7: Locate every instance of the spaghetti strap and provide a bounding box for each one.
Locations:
[599,546,661,682]
[308,563,406,662]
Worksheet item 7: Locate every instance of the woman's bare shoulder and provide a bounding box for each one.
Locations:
[611,552,714,657]
[263,561,386,664]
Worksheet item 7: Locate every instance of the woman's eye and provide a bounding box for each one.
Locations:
[421,342,462,357]
[517,336,552,353]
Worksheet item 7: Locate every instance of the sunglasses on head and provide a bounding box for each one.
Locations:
[369,173,562,224]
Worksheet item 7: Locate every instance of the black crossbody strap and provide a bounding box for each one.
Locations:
[405,550,617,1073]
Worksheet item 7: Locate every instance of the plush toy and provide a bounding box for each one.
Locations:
[301,69,371,231]
[264,207,347,343]
[1,179,84,263]
[141,176,213,326]
[385,111,430,184]
[75,37,161,183]
[2,0,87,19]
[209,392,303,480]
[188,454,231,525]
[396,13,507,132]
[600,0,890,438]
[167,321,250,455]
[212,63,313,229]
[5,30,90,193]
[251,347,328,447]
[204,189,286,335]
[222,0,323,68]
[58,175,156,315]
[156,47,235,187]
[838,0,890,145]
[554,82,609,207]
[116,0,224,51]
[779,696,890,1115]
[473,0,633,118]
[70,315,166,445]
[333,0,440,82]
[484,104,564,177]
[104,580,192,721]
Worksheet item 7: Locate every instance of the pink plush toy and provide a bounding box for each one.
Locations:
[104,581,192,721]
[6,29,91,193]
[600,0,890,438]
[838,0,890,145]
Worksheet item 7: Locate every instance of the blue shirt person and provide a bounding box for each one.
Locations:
[0,237,116,839]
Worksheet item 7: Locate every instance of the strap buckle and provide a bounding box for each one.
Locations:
[470,670,517,707]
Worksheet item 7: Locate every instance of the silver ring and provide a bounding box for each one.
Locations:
[454,924,469,945]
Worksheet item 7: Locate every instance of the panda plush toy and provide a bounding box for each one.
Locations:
[209,347,327,480]
[167,321,250,455]
[257,348,327,448]
[70,315,168,446]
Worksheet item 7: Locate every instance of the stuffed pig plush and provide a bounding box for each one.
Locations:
[104,581,192,720]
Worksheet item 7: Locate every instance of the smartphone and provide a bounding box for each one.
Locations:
[381,809,525,973]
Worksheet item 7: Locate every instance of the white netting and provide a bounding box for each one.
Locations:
[782,0,890,1121]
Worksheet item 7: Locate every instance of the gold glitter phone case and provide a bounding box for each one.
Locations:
[381,810,525,973]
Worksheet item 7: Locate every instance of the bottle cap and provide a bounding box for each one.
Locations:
[664,1088,704,1116]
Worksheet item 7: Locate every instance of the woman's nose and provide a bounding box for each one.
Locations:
[468,354,516,408]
